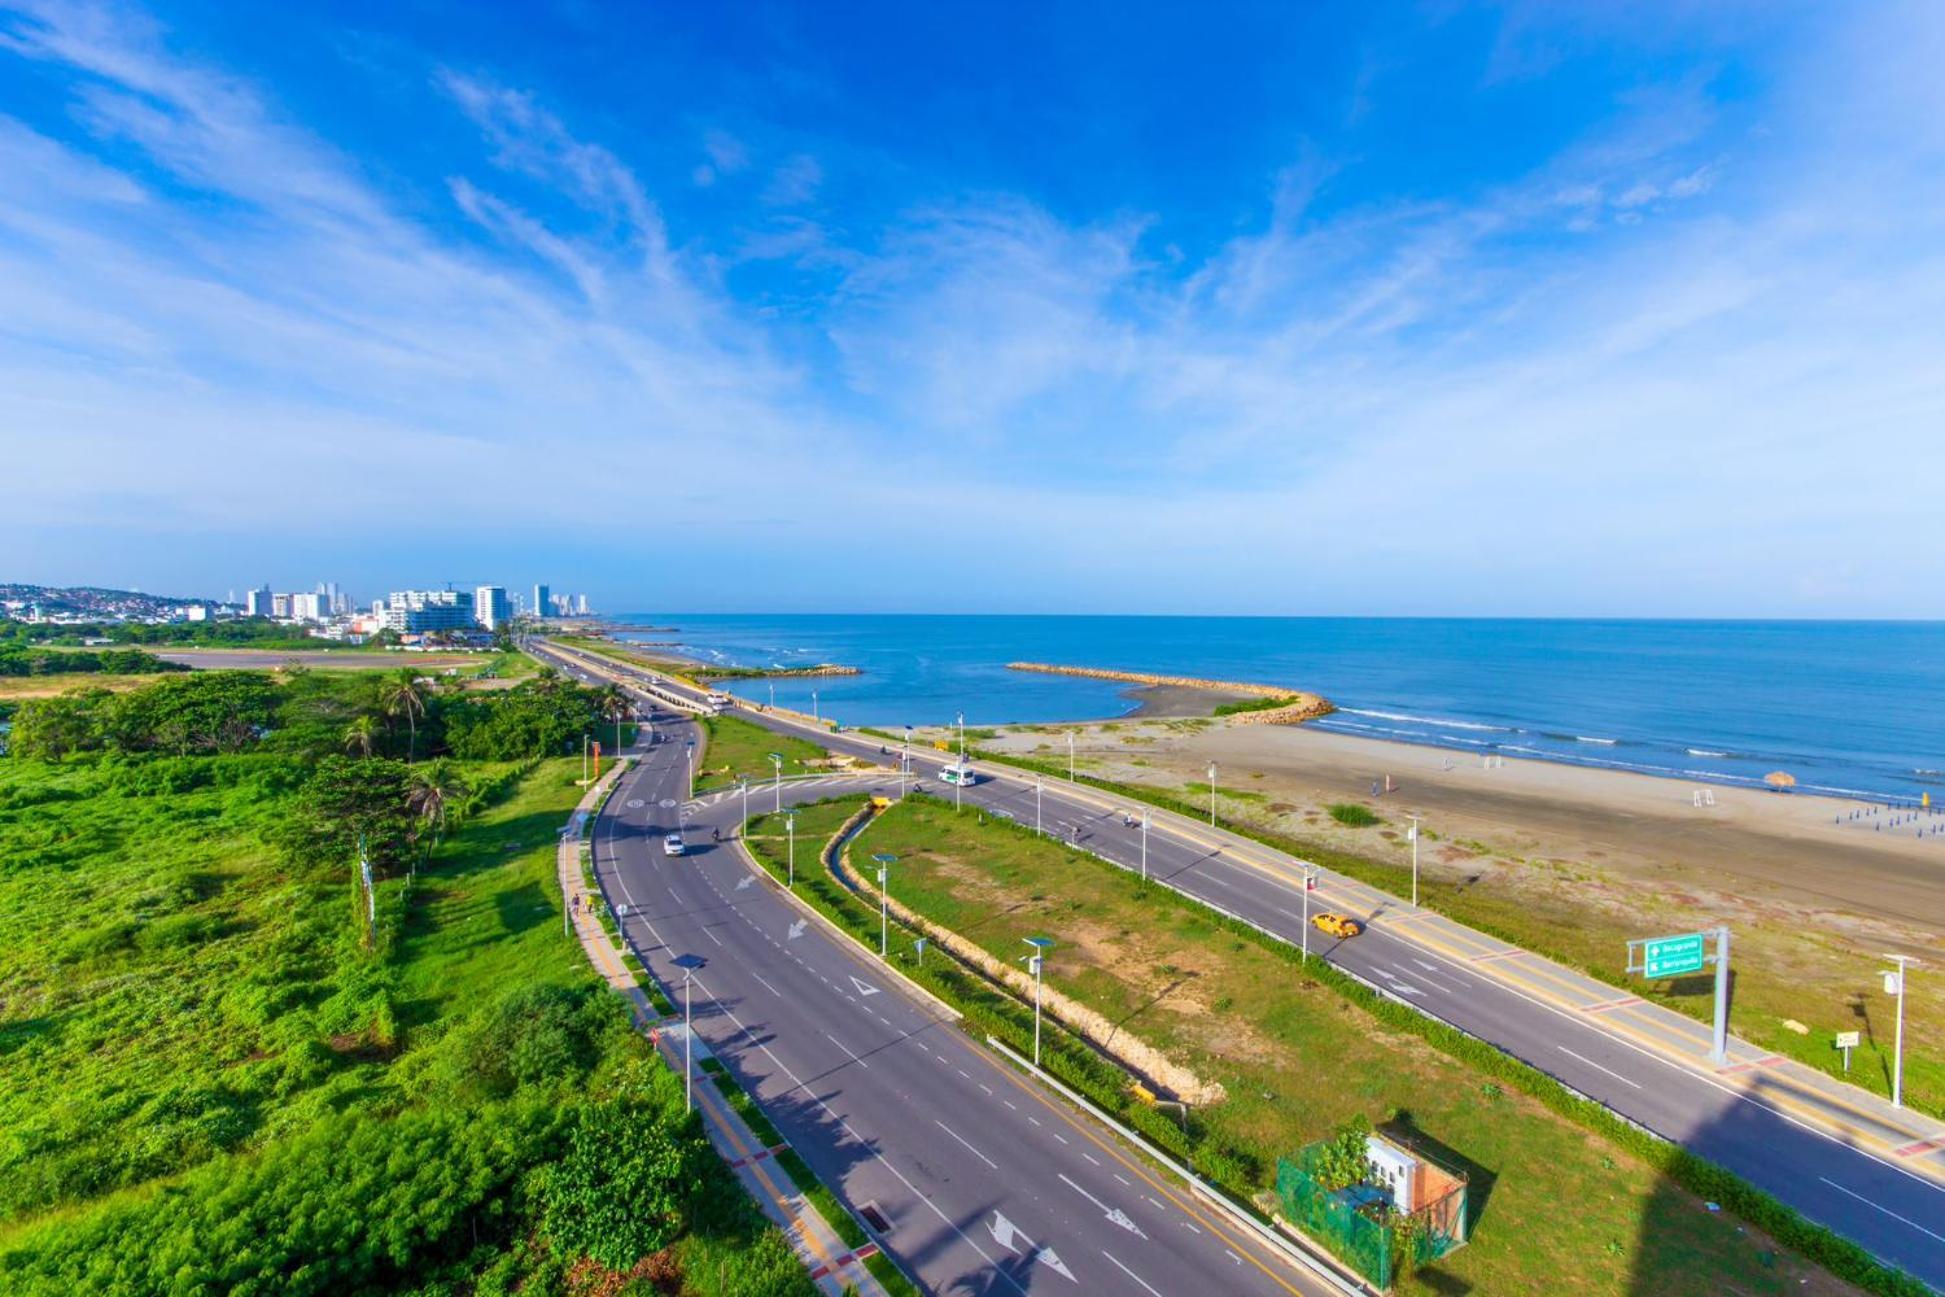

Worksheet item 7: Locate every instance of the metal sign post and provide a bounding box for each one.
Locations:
[1629,926,1731,1062]
[1834,1030,1860,1074]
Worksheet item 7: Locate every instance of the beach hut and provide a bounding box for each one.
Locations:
[1765,771,1798,793]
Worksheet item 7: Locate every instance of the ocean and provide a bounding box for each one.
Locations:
[610,615,1945,804]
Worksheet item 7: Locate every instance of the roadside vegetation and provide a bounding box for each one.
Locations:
[693,712,829,794]
[748,791,1911,1297]
[957,740,1942,1117]
[0,668,807,1295]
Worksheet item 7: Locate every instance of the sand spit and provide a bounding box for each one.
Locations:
[1006,661,1333,724]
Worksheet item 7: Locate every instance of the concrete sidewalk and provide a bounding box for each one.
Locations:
[556,760,890,1297]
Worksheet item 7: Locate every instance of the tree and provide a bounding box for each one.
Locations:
[598,684,629,755]
[380,668,428,763]
[342,714,382,758]
[405,759,467,872]
[108,671,276,755]
[7,688,112,760]
[284,756,415,875]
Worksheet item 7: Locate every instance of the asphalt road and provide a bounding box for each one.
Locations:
[589,695,1337,1296]
[536,639,1945,1291]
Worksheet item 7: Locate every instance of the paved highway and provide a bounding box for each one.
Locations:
[535,638,1945,1291]
[584,687,1339,1295]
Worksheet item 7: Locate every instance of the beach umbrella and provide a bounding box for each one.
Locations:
[1765,771,1797,792]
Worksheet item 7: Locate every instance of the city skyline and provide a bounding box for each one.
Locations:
[3,2,1943,616]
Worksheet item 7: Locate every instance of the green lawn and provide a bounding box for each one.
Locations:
[0,752,811,1295]
[693,713,829,794]
[852,796,1862,1297]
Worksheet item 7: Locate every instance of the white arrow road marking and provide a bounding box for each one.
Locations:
[1056,1173,1149,1238]
[988,1211,1028,1253]
[849,975,881,997]
[1038,1247,1077,1283]
[987,1214,1078,1284]
[735,875,755,891]
[788,919,807,940]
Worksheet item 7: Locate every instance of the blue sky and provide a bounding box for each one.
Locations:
[3,0,1941,615]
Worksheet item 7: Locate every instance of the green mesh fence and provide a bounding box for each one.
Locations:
[1276,1152,1395,1288]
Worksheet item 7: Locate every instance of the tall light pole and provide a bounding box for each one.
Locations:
[1036,775,1044,836]
[1068,731,1076,782]
[582,733,590,784]
[768,681,775,710]
[769,752,783,812]
[1140,810,1149,882]
[1882,954,1919,1108]
[957,712,966,761]
[1207,761,1218,826]
[812,689,819,723]
[739,777,750,835]
[1409,815,1421,908]
[873,854,896,957]
[673,953,704,1112]
[1301,865,1318,961]
[686,739,695,800]
[784,810,797,888]
[1024,937,1055,1066]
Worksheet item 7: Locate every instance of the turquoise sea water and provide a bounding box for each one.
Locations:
[612,615,1945,804]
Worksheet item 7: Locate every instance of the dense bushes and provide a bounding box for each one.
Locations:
[0,645,182,677]
[6,667,608,766]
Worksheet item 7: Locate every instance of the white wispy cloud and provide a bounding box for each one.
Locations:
[2,0,1942,615]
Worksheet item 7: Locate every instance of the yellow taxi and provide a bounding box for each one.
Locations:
[1311,912,1364,939]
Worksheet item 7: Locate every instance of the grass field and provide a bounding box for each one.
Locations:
[693,712,830,794]
[973,741,1943,1116]
[0,751,811,1293]
[850,796,1863,1297]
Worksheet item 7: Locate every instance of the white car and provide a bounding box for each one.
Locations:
[662,833,685,857]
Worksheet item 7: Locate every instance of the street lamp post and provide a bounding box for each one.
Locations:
[1882,954,1919,1108]
[1068,731,1075,782]
[1207,761,1218,826]
[1301,866,1319,961]
[739,777,750,834]
[1036,775,1044,836]
[784,810,797,888]
[812,690,819,723]
[873,854,896,957]
[1409,815,1421,908]
[1024,937,1055,1066]
[769,752,783,812]
[1140,810,1149,881]
[902,724,912,795]
[957,712,966,761]
[673,953,705,1112]
[686,739,695,801]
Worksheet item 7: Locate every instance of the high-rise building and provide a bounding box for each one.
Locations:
[379,589,474,633]
[532,584,551,620]
[271,592,293,619]
[290,592,328,622]
[246,585,273,617]
[575,593,590,615]
[474,585,512,631]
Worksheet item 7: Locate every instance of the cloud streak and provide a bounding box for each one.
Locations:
[2,0,1942,615]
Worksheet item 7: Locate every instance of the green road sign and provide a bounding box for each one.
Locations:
[1641,932,1707,978]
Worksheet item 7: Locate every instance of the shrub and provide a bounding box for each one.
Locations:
[1327,802,1380,827]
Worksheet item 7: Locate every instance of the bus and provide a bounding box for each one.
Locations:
[939,761,978,787]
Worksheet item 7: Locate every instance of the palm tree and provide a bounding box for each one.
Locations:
[598,684,630,756]
[406,760,467,875]
[381,669,428,763]
[342,713,382,758]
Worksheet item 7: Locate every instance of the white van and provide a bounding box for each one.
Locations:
[939,762,978,787]
[705,692,733,713]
